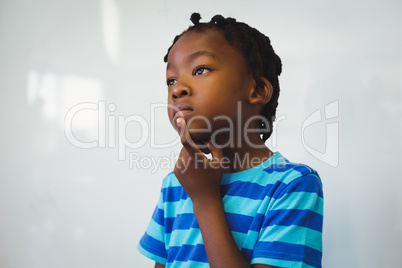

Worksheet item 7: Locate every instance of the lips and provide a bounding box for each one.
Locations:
[173,104,194,119]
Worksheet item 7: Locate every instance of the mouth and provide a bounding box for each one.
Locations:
[173,104,194,119]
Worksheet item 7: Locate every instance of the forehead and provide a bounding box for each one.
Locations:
[167,29,246,68]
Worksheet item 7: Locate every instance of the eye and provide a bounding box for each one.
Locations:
[166,79,177,87]
[194,67,210,76]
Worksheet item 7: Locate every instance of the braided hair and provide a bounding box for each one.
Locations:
[164,13,282,142]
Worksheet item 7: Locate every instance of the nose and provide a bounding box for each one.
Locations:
[171,81,191,99]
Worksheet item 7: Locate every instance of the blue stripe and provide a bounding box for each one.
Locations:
[162,186,188,202]
[225,213,255,233]
[164,209,322,234]
[221,181,268,200]
[168,244,208,263]
[241,248,254,262]
[152,208,165,226]
[140,233,167,258]
[274,174,323,199]
[249,213,265,231]
[225,213,266,234]
[171,242,324,267]
[165,213,198,234]
[162,171,322,203]
[221,177,322,201]
[264,162,318,177]
[262,209,323,232]
[293,164,318,176]
[166,212,255,234]
[165,212,263,234]
[253,241,322,267]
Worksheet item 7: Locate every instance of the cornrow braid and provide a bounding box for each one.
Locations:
[164,13,282,142]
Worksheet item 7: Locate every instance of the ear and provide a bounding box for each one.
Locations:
[248,77,273,105]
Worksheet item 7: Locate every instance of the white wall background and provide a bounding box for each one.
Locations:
[1,0,401,267]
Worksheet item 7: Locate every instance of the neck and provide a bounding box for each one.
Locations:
[218,134,273,173]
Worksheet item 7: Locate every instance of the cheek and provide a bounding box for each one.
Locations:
[186,119,212,142]
[167,106,177,129]
[167,105,173,116]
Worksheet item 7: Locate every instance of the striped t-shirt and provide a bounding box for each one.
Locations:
[138,152,323,267]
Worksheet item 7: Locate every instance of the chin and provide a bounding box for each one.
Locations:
[187,129,211,144]
[185,120,211,139]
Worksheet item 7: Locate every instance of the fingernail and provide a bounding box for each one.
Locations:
[176,118,181,125]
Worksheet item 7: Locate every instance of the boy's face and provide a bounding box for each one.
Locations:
[166,29,255,144]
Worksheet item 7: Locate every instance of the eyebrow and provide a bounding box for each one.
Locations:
[167,50,217,70]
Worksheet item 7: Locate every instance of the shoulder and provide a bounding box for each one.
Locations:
[222,152,322,201]
[263,152,323,197]
[265,152,319,177]
[260,153,324,235]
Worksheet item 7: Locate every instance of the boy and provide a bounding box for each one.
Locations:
[138,13,323,268]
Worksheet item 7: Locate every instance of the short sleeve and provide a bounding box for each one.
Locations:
[137,190,168,265]
[251,173,323,268]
